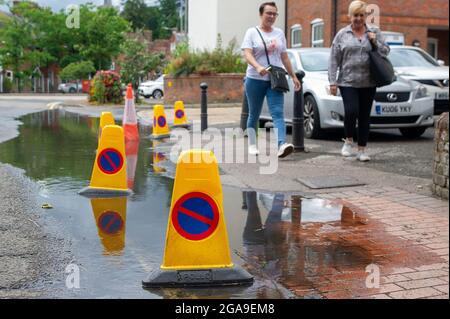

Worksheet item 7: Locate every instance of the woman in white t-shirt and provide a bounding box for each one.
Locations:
[241,2,301,158]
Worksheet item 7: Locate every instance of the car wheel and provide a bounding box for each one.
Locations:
[144,95,151,99]
[152,90,163,100]
[304,95,322,139]
[399,127,427,139]
[69,88,76,93]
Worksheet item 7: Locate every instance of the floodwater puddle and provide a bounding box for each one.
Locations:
[0,110,398,299]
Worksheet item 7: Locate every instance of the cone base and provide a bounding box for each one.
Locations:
[150,134,171,140]
[172,123,191,129]
[142,266,254,288]
[78,187,132,198]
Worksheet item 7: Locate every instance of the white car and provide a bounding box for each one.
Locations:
[260,48,434,139]
[388,46,449,115]
[138,75,164,99]
[58,82,82,93]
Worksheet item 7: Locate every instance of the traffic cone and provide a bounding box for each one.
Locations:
[125,140,139,189]
[79,125,132,197]
[151,104,171,139]
[90,197,127,255]
[99,112,115,141]
[142,149,254,288]
[123,84,140,142]
[173,101,190,128]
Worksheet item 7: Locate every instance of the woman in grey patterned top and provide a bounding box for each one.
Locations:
[328,0,390,162]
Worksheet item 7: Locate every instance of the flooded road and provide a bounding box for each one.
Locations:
[1,110,439,299]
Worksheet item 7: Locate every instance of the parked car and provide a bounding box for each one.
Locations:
[138,75,164,99]
[260,48,434,139]
[58,82,82,93]
[388,46,449,115]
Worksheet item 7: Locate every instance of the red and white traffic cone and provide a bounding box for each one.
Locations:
[123,84,140,142]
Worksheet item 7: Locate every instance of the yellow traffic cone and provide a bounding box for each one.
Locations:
[173,101,190,128]
[143,149,254,288]
[79,125,132,197]
[151,104,171,139]
[99,112,115,141]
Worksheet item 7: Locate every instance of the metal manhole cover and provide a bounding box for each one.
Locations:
[296,176,366,189]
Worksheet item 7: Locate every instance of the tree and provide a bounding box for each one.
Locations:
[121,0,149,31]
[119,34,163,102]
[159,0,179,39]
[59,61,95,82]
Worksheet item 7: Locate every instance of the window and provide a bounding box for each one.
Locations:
[427,38,438,59]
[291,24,302,48]
[311,19,324,48]
[287,51,298,71]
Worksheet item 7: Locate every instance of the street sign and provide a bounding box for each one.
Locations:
[172,192,219,241]
[98,210,124,235]
[97,148,124,175]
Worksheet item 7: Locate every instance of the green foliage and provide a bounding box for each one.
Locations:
[89,71,123,105]
[165,37,247,77]
[121,0,179,39]
[119,35,164,89]
[2,77,13,93]
[59,61,95,81]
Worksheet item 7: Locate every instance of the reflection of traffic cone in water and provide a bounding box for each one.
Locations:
[99,112,115,141]
[123,84,140,142]
[173,101,190,128]
[151,105,170,139]
[79,125,132,197]
[90,197,127,255]
[125,141,139,189]
[152,140,166,174]
[143,150,253,288]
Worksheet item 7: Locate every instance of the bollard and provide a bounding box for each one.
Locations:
[293,71,306,152]
[240,77,249,132]
[200,82,208,132]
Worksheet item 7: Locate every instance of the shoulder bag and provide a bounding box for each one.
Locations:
[368,37,396,87]
[255,27,290,93]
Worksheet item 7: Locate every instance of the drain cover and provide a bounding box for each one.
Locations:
[297,176,366,189]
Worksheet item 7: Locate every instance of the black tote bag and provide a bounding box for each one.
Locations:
[255,28,290,93]
[368,42,396,88]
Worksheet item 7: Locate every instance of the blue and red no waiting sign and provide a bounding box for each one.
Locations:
[98,210,124,235]
[97,148,124,175]
[172,192,219,241]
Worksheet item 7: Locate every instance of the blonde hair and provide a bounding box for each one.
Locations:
[348,0,367,16]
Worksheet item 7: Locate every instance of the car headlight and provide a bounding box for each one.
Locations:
[415,85,428,99]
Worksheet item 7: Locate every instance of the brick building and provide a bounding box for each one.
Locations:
[286,0,449,64]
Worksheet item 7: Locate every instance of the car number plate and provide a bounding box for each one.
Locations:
[435,92,449,100]
[375,105,412,115]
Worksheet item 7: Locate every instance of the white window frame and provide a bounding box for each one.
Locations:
[291,24,302,48]
[427,38,438,59]
[311,18,324,48]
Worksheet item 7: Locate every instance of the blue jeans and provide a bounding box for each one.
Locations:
[245,78,286,148]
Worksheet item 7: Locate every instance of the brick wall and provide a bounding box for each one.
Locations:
[432,112,449,200]
[164,74,245,104]
[286,0,449,62]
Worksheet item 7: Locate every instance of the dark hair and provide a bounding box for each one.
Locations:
[259,2,277,15]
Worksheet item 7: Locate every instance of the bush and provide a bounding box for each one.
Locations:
[2,77,13,93]
[89,70,123,105]
[165,38,246,77]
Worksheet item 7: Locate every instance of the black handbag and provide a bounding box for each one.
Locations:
[255,28,290,93]
[368,41,396,87]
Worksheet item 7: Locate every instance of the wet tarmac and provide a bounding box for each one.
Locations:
[0,110,443,299]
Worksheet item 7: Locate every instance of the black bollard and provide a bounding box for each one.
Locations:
[293,71,306,152]
[200,82,208,132]
[240,77,249,132]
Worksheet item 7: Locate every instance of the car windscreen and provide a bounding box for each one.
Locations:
[389,49,439,67]
[299,51,330,72]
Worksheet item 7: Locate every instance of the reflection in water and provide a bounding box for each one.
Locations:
[152,140,167,174]
[242,191,371,296]
[90,197,128,255]
[125,141,139,189]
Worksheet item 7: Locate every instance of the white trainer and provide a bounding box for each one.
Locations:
[248,144,260,156]
[356,151,371,162]
[341,140,354,157]
[277,143,294,158]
